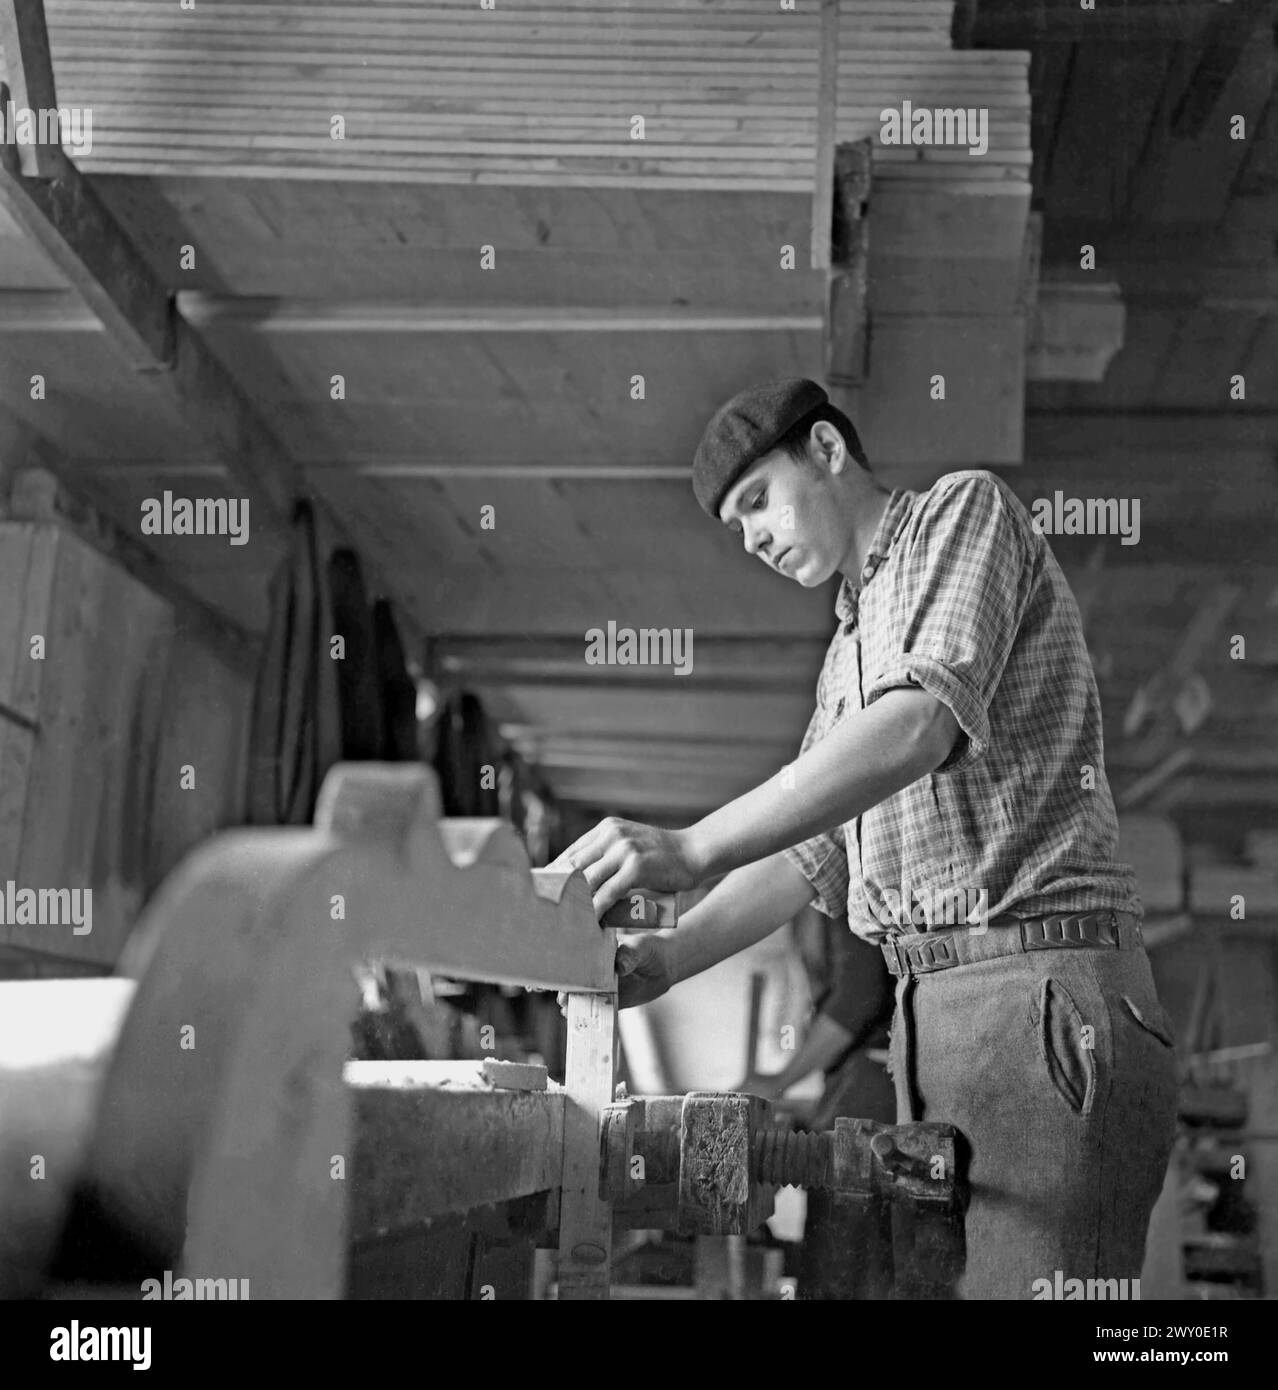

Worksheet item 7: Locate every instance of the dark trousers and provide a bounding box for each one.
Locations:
[887,944,1179,1298]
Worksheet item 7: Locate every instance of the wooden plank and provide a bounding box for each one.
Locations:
[0,0,61,176]
[557,990,618,1300]
[346,1062,564,1237]
[481,1058,549,1091]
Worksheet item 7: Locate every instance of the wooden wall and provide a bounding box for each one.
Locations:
[0,490,253,974]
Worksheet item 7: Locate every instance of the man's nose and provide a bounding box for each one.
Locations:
[743,520,770,557]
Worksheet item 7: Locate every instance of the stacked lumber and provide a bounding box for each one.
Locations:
[14,0,1031,194]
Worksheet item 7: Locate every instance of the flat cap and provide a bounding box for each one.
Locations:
[692,378,828,517]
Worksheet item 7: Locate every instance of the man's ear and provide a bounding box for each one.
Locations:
[812,420,845,474]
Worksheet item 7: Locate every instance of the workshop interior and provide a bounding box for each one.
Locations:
[1,0,1276,1303]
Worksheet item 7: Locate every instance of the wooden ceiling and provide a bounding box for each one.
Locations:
[1,0,1275,831]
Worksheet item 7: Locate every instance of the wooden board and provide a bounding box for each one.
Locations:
[557,991,618,1300]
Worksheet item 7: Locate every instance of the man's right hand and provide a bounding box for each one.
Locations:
[615,932,677,1009]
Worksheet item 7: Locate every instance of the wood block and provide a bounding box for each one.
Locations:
[481,1058,549,1092]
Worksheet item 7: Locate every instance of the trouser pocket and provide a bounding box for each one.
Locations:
[1034,976,1097,1117]
[1120,994,1176,1049]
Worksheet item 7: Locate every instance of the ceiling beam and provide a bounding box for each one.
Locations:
[0,120,175,369]
[432,634,826,693]
[0,292,822,338]
[0,0,59,176]
[176,295,823,334]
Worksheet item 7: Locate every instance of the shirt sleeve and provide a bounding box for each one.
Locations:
[863,472,1033,775]
[816,932,895,1050]
[781,703,850,917]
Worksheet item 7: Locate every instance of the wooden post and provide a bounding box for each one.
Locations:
[557,989,618,1300]
[0,1,63,177]
[809,0,840,271]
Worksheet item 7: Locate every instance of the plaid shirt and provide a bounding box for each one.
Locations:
[782,469,1141,944]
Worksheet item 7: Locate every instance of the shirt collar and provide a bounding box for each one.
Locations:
[834,487,916,625]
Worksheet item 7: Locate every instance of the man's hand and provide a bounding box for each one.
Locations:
[550,817,703,919]
[556,932,678,1016]
[616,933,678,1009]
[735,1071,786,1103]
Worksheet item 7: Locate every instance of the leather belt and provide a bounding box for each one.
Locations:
[880,909,1144,979]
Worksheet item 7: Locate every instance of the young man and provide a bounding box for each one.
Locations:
[554,378,1179,1299]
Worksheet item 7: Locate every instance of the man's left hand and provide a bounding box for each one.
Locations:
[550,818,702,919]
